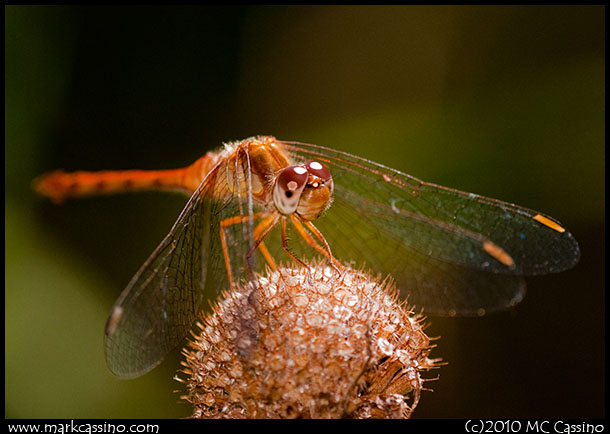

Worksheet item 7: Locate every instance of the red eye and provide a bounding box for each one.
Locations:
[305,161,333,195]
[273,166,308,215]
[305,161,331,181]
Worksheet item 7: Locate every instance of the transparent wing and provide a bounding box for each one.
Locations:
[104,149,259,378]
[281,141,580,316]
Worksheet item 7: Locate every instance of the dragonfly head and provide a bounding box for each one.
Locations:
[273,161,334,221]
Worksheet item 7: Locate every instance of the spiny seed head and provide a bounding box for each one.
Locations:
[178,260,439,419]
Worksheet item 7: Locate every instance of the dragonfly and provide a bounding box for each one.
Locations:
[33,136,580,378]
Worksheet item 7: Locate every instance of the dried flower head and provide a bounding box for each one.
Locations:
[178,260,439,419]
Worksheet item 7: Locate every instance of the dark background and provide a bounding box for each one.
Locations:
[6,6,604,418]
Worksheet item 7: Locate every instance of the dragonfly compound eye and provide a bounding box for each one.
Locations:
[305,161,334,195]
[273,165,308,215]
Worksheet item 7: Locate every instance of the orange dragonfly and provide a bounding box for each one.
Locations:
[34,136,580,378]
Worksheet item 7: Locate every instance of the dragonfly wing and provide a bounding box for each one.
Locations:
[319,195,526,315]
[283,141,580,275]
[282,141,580,315]
[104,153,257,378]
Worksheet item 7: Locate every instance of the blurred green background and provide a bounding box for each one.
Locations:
[6,6,604,419]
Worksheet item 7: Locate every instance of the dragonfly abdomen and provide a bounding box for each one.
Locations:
[33,153,217,203]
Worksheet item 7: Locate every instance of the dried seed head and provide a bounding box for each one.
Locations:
[178,260,438,419]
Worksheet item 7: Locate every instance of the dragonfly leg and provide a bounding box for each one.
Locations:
[239,213,281,314]
[291,215,342,274]
[279,217,313,281]
[244,214,281,279]
[253,218,279,271]
[220,212,276,288]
